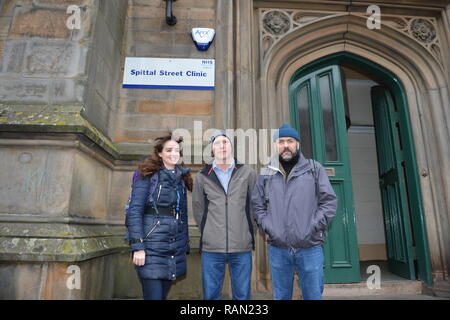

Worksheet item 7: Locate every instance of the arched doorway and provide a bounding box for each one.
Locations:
[288,52,432,284]
[254,12,450,292]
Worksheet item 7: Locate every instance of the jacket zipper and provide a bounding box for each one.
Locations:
[224,171,235,254]
[281,166,306,248]
[225,195,228,253]
[282,170,289,246]
[157,185,162,202]
[144,220,160,239]
[211,166,237,254]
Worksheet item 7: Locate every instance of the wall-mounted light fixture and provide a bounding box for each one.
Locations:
[164,0,177,26]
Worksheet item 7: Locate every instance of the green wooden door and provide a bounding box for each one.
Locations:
[370,86,416,279]
[289,65,360,283]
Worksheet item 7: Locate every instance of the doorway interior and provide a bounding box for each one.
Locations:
[342,64,411,282]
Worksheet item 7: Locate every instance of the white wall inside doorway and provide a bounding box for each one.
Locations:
[344,74,387,261]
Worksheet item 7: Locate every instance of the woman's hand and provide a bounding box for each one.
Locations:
[133,250,146,266]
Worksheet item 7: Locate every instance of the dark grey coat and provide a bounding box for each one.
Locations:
[251,153,337,249]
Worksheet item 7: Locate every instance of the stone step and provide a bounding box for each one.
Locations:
[323,280,422,297]
[251,280,427,299]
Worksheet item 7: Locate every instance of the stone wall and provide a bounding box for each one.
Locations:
[114,0,216,157]
[85,0,127,137]
[0,0,127,137]
[0,0,133,300]
[0,0,219,300]
[0,0,88,107]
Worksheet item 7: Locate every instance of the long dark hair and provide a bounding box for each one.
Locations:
[138,133,193,192]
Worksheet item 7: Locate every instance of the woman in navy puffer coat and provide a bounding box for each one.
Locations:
[126,133,193,300]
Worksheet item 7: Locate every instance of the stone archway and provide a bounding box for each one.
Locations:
[254,11,450,291]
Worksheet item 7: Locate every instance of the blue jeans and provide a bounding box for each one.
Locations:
[201,251,252,300]
[140,279,172,300]
[268,244,324,300]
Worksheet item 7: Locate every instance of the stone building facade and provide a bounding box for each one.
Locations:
[0,0,449,299]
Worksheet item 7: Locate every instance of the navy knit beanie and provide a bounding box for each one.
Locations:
[273,123,300,142]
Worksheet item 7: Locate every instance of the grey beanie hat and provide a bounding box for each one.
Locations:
[209,129,233,145]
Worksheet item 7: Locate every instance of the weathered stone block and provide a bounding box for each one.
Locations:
[35,0,83,6]
[0,146,72,216]
[137,100,212,115]
[92,14,119,68]
[115,141,152,155]
[92,56,115,106]
[2,41,26,73]
[0,42,4,71]
[131,0,164,8]
[112,251,142,299]
[0,78,50,103]
[176,115,211,130]
[123,100,138,113]
[114,129,164,143]
[11,8,70,39]
[0,262,44,299]
[88,90,111,135]
[25,41,82,77]
[0,255,120,299]
[101,1,127,46]
[173,101,212,115]
[188,8,216,21]
[108,170,133,221]
[51,79,85,104]
[118,113,177,131]
[129,6,167,19]
[131,42,192,58]
[121,87,173,100]
[176,0,215,9]
[69,150,110,220]
[174,89,214,101]
[0,107,119,159]
[137,100,173,114]
[0,16,11,39]
[128,29,174,44]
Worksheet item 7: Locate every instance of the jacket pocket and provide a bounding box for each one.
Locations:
[144,220,160,239]
[157,186,177,206]
[304,226,324,246]
[261,215,279,243]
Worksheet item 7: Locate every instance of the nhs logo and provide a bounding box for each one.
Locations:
[191,28,215,51]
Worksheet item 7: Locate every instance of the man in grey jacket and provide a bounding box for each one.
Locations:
[193,130,257,300]
[251,123,337,300]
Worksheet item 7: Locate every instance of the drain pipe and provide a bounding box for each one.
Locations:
[165,0,177,26]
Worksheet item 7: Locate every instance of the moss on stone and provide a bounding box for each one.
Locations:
[0,104,119,158]
[0,236,129,262]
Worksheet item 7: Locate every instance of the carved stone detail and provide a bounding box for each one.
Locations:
[263,10,290,36]
[382,16,408,31]
[259,8,444,69]
[410,18,436,44]
[293,12,330,26]
[260,9,341,60]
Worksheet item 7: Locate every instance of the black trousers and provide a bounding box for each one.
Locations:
[140,278,172,300]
